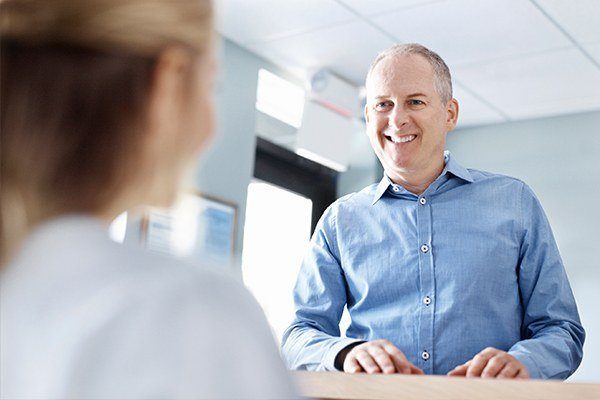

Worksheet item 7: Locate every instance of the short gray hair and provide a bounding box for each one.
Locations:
[366,43,453,104]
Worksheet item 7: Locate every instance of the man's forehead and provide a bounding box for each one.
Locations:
[366,53,435,98]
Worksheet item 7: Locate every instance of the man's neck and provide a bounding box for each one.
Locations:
[388,157,446,196]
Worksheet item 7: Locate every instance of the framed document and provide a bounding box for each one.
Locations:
[142,192,237,266]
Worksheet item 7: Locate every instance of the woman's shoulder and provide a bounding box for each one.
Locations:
[123,243,255,312]
[3,215,260,325]
[2,216,296,398]
[91,235,297,398]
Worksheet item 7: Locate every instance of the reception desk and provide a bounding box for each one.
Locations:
[293,371,600,400]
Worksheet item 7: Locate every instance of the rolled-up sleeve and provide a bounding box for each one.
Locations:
[281,206,362,371]
[508,183,585,379]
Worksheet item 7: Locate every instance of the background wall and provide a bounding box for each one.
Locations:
[336,120,380,198]
[446,110,600,382]
[194,38,261,261]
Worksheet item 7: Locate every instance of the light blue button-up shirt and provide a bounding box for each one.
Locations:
[281,152,584,379]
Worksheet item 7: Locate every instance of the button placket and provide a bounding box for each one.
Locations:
[416,191,435,374]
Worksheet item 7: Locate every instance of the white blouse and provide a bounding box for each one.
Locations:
[1,216,296,399]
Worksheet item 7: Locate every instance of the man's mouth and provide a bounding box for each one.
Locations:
[384,134,417,144]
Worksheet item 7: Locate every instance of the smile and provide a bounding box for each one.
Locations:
[384,134,417,144]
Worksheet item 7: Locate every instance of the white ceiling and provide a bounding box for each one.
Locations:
[216,0,600,128]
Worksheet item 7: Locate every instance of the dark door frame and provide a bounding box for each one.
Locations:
[253,137,338,234]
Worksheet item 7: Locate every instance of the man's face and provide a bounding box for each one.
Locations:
[365,54,458,180]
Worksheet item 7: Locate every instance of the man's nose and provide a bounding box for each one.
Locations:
[389,106,409,131]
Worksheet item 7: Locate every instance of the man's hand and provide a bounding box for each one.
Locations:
[342,340,424,375]
[447,347,529,379]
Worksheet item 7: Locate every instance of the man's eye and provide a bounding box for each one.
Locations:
[375,102,392,110]
[409,99,425,106]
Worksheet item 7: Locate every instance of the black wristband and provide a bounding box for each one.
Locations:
[334,341,366,371]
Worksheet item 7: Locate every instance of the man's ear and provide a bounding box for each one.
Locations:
[446,98,459,131]
[364,103,370,124]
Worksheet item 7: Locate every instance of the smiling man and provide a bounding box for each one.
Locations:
[281,43,585,379]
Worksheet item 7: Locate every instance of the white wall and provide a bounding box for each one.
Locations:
[446,110,600,382]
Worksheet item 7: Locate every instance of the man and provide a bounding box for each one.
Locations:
[281,43,584,379]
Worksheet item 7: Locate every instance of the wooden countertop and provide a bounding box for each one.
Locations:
[293,371,600,400]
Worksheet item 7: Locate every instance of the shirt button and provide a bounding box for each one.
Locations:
[419,197,427,205]
[392,186,400,192]
[422,351,430,361]
[420,244,429,253]
[423,296,432,306]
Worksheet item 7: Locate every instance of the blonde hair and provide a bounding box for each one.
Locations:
[0,0,214,264]
[1,0,212,55]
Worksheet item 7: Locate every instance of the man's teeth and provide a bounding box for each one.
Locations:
[389,134,416,144]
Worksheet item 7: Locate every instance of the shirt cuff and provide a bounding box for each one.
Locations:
[508,349,542,379]
[322,338,365,371]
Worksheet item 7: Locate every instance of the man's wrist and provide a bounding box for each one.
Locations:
[508,349,541,379]
[334,341,365,371]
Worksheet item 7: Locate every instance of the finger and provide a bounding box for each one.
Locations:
[447,363,469,376]
[410,364,425,375]
[481,355,509,378]
[448,361,471,376]
[516,367,530,379]
[366,346,396,374]
[497,362,520,379]
[467,349,497,378]
[344,355,364,374]
[355,351,382,374]
[381,342,411,374]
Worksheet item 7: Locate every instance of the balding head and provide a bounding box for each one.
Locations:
[366,43,453,104]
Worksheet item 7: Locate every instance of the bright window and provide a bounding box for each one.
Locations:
[241,180,312,343]
[256,69,305,128]
[108,211,128,243]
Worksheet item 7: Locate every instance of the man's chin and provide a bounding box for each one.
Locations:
[385,157,414,174]
[374,151,416,177]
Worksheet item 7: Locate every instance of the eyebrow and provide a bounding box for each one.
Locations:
[372,93,429,100]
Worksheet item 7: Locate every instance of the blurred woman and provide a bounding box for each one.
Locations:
[0,0,295,398]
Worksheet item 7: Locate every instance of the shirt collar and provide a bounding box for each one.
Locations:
[442,150,474,184]
[371,151,473,205]
[372,175,393,204]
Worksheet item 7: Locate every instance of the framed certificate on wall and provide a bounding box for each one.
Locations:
[142,192,237,266]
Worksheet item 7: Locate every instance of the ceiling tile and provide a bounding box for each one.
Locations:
[215,0,356,45]
[583,41,600,64]
[452,83,506,128]
[246,20,395,85]
[536,0,600,44]
[453,47,600,120]
[337,0,443,17]
[371,0,571,66]
[217,0,599,124]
